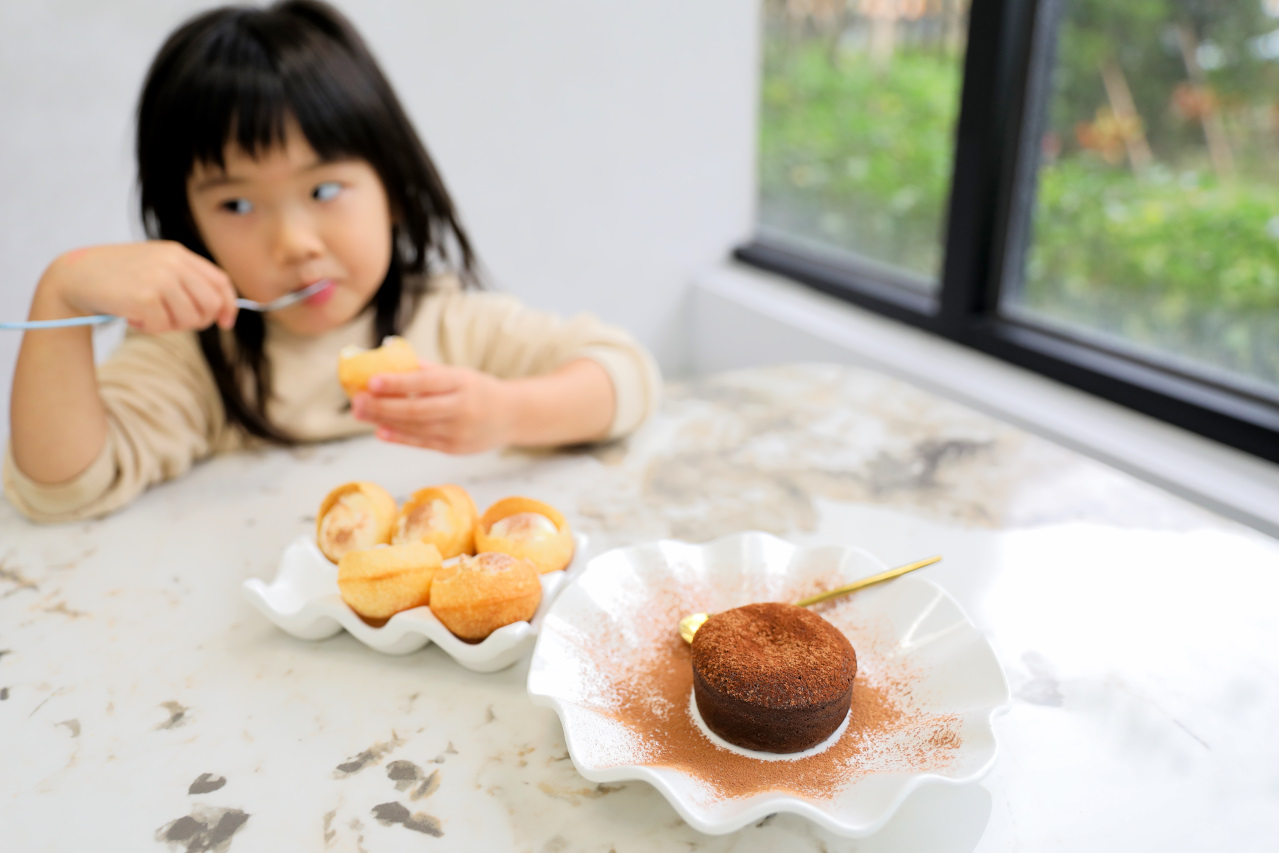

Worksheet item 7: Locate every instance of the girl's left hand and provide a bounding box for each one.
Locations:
[352,363,515,454]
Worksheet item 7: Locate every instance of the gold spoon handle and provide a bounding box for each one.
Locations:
[792,555,942,608]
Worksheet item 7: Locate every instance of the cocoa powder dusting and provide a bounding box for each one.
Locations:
[564,565,965,802]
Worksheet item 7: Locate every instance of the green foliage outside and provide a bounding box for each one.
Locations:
[759,11,1279,386]
[1033,163,1279,314]
[1030,160,1279,381]
[760,46,961,281]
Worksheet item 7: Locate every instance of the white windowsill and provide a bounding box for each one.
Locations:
[690,262,1279,539]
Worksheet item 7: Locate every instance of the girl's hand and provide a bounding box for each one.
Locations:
[36,241,238,332]
[353,363,515,454]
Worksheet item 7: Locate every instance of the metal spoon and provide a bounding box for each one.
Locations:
[677,555,942,644]
[236,278,333,312]
[1,279,332,330]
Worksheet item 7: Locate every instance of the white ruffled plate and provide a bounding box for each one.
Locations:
[243,534,585,672]
[527,531,1009,836]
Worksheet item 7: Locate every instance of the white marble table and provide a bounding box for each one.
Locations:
[3,363,1277,852]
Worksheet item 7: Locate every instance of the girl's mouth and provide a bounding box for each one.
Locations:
[303,280,337,306]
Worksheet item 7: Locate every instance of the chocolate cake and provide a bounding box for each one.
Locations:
[690,602,857,753]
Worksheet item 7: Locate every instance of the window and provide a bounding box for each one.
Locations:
[739,0,1279,464]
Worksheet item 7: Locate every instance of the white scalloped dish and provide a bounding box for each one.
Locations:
[527,531,1009,837]
[244,534,585,672]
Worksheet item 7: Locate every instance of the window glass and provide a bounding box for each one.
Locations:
[1011,0,1279,394]
[757,0,971,290]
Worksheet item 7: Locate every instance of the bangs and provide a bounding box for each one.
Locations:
[144,8,380,176]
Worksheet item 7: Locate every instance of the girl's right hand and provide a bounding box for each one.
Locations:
[36,241,238,332]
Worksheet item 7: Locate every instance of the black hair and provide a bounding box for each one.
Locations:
[136,0,478,444]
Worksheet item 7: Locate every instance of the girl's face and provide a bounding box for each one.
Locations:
[187,122,393,337]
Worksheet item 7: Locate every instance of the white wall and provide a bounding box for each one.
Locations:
[0,0,761,437]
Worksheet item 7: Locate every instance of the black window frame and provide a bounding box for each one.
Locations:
[735,0,1279,465]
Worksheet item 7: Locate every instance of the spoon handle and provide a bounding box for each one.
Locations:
[3,282,331,330]
[1,315,116,330]
[793,555,941,608]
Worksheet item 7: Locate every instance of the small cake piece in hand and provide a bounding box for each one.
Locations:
[429,552,542,642]
[337,335,419,397]
[392,484,478,560]
[474,497,574,574]
[316,481,398,563]
[337,541,443,622]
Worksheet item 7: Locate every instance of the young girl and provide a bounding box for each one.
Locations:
[4,0,660,523]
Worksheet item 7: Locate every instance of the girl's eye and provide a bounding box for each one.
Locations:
[313,181,342,202]
[220,198,252,215]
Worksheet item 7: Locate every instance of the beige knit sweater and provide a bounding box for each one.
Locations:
[4,274,661,523]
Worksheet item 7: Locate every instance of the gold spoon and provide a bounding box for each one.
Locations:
[677,555,942,644]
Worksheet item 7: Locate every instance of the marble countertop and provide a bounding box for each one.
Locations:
[3,363,1277,852]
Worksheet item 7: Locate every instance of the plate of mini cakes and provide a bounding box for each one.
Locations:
[243,481,585,673]
[526,531,1010,837]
